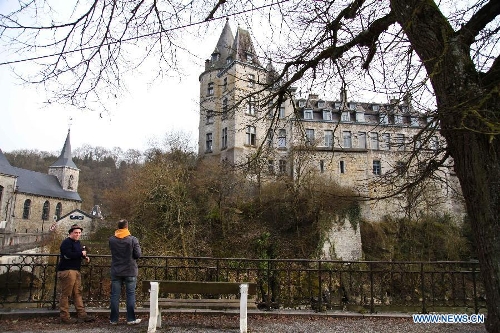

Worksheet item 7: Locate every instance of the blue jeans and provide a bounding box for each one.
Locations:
[110,275,137,323]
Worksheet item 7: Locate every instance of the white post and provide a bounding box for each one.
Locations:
[147,281,160,333]
[239,283,249,333]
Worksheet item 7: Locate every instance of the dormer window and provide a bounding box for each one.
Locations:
[207,82,214,96]
[334,102,341,109]
[246,52,253,62]
[248,74,255,88]
[298,100,306,108]
[323,110,332,120]
[394,114,403,124]
[211,53,219,62]
[226,56,233,65]
[356,111,365,122]
[372,104,380,111]
[380,113,389,125]
[304,109,313,120]
[411,116,419,127]
[349,102,356,110]
[318,100,325,108]
[341,111,350,122]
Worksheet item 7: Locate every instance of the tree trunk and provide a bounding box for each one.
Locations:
[391,1,500,331]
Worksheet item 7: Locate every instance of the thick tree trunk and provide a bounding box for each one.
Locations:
[391,1,500,331]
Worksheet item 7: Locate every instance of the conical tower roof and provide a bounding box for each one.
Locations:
[50,130,78,169]
[230,26,262,67]
[210,19,234,69]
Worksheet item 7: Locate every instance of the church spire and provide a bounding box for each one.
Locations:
[50,129,78,169]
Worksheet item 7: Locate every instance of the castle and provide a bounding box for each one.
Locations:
[197,21,464,235]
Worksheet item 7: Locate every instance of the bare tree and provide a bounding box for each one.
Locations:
[2,0,499,330]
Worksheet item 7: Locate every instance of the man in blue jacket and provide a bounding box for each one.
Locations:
[57,224,95,324]
[109,219,142,325]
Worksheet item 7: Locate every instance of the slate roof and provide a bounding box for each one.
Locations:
[0,149,17,176]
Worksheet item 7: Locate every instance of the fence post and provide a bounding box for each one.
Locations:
[472,264,478,314]
[421,263,427,314]
[318,260,322,312]
[51,255,60,310]
[370,262,374,313]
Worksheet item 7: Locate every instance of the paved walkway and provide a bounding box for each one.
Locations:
[0,308,488,333]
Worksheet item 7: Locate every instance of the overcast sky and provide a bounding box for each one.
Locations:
[0,3,225,155]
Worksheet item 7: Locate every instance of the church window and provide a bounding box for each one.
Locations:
[68,175,74,190]
[55,202,62,220]
[42,201,50,220]
[23,199,31,219]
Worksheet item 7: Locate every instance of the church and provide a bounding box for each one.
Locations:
[0,130,82,238]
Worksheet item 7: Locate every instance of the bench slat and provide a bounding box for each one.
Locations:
[142,281,257,295]
[144,298,257,310]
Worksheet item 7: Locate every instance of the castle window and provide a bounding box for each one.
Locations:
[382,133,390,150]
[278,129,286,148]
[23,199,31,219]
[349,102,356,110]
[226,56,232,65]
[334,102,341,109]
[343,131,352,148]
[304,109,313,120]
[222,98,228,120]
[411,116,420,127]
[323,110,332,120]
[206,133,213,152]
[246,96,255,115]
[373,160,381,175]
[380,113,389,125]
[0,186,3,205]
[395,134,405,151]
[246,126,256,146]
[55,202,62,220]
[248,74,255,88]
[223,77,227,91]
[340,160,345,174]
[207,82,214,96]
[246,52,253,62]
[268,160,274,174]
[221,127,228,149]
[279,105,285,119]
[370,132,379,150]
[372,104,380,111]
[396,161,406,175]
[266,130,274,147]
[358,132,367,149]
[324,130,333,147]
[394,114,403,124]
[42,201,50,220]
[211,53,219,62]
[298,100,306,108]
[305,129,315,145]
[279,160,287,174]
[430,136,439,150]
[318,100,325,108]
[206,110,214,124]
[320,160,324,173]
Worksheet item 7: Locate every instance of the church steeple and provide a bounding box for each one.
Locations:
[49,130,80,192]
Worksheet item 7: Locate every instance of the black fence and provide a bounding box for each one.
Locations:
[0,254,486,314]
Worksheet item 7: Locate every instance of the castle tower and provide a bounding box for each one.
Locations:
[48,129,80,192]
[199,20,269,165]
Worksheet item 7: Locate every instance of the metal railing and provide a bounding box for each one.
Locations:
[0,254,486,314]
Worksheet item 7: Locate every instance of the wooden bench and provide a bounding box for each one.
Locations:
[142,280,257,333]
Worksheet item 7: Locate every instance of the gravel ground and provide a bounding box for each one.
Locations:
[1,313,488,333]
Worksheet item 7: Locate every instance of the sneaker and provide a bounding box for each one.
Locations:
[127,319,142,325]
[110,321,118,325]
[60,318,77,324]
